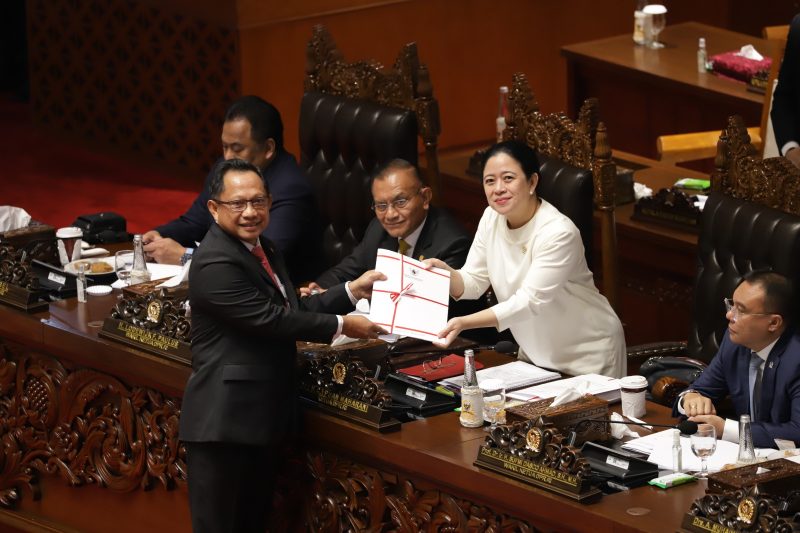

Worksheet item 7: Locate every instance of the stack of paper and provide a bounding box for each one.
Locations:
[643,432,775,473]
[440,360,560,391]
[507,374,620,403]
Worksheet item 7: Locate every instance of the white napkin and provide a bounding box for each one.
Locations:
[0,206,31,232]
[634,182,653,200]
[157,260,191,288]
[609,412,640,439]
[737,44,764,61]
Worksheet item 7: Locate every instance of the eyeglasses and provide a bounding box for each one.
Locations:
[422,355,456,374]
[723,298,775,322]
[212,197,269,212]
[372,189,422,213]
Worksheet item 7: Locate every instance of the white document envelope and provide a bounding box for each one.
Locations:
[368,248,450,342]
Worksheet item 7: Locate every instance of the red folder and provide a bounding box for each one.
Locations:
[398,354,485,382]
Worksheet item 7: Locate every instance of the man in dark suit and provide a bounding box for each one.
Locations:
[771,14,800,168]
[143,95,321,282]
[179,158,384,533]
[308,159,471,290]
[674,271,800,448]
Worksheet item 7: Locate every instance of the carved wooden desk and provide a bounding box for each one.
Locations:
[0,292,708,532]
[561,22,769,158]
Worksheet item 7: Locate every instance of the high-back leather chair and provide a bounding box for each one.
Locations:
[503,73,619,311]
[299,26,441,270]
[637,116,800,404]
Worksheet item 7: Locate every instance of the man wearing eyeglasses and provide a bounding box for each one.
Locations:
[306,159,471,292]
[142,95,321,282]
[180,158,386,533]
[674,271,800,448]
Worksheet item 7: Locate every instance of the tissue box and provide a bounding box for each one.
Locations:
[710,51,771,84]
[506,395,610,445]
[707,458,800,495]
[0,222,58,264]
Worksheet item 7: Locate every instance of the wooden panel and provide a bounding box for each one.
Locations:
[26,0,240,179]
[235,0,409,27]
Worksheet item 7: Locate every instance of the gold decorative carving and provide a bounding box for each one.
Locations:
[0,340,186,508]
[304,25,441,202]
[0,244,40,292]
[712,115,800,216]
[683,486,800,533]
[300,352,391,409]
[110,286,190,343]
[303,451,537,532]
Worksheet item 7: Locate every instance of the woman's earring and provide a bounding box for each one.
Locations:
[530,190,534,196]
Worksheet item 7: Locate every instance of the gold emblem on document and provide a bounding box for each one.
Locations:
[521,245,527,254]
[526,427,543,453]
[737,497,756,525]
[332,362,347,384]
[146,300,163,323]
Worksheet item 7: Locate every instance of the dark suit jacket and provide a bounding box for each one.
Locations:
[179,222,353,446]
[771,14,800,152]
[315,206,471,287]
[156,150,322,282]
[672,328,800,448]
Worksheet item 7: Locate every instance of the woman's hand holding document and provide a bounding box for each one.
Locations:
[368,249,451,343]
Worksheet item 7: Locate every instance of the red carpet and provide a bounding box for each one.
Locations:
[0,100,198,234]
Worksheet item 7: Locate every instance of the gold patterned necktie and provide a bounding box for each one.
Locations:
[398,238,410,257]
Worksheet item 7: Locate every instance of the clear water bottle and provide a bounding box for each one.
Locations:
[697,38,708,73]
[496,86,509,143]
[737,414,756,465]
[460,349,483,428]
[76,264,87,303]
[130,234,152,285]
[633,0,648,45]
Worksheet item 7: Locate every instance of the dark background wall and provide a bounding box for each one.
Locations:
[18,0,800,179]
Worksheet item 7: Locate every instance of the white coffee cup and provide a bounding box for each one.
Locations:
[619,375,648,418]
[56,226,83,266]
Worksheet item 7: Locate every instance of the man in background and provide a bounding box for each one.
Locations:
[308,159,470,290]
[675,271,800,448]
[144,95,321,282]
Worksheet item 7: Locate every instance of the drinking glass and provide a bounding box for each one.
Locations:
[690,423,717,477]
[115,250,134,287]
[644,4,667,49]
[481,378,506,431]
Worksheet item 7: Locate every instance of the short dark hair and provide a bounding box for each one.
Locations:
[371,159,425,187]
[224,95,284,150]
[209,159,267,199]
[741,270,795,322]
[481,140,540,181]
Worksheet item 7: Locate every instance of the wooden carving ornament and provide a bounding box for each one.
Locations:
[300,351,391,408]
[713,115,800,216]
[0,340,186,508]
[0,244,39,292]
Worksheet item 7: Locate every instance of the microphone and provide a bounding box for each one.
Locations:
[582,418,699,435]
[472,340,519,354]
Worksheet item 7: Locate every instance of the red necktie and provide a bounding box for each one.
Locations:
[251,245,286,301]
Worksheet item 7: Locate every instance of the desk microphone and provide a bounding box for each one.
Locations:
[473,341,519,354]
[584,418,699,435]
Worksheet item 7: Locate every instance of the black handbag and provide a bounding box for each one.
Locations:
[72,212,129,244]
[638,356,707,405]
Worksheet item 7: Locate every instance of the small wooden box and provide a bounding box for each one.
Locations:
[0,223,58,264]
[507,395,610,445]
[708,458,800,495]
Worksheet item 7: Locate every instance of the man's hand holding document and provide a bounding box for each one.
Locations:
[368,248,450,343]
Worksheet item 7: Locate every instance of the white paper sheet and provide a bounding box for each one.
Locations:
[646,434,775,473]
[441,360,560,391]
[508,374,620,403]
[368,249,450,342]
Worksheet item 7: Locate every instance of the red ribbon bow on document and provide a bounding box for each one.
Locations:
[389,282,414,303]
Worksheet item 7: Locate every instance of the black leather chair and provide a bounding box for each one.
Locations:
[636,116,800,405]
[504,73,618,309]
[299,26,440,271]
